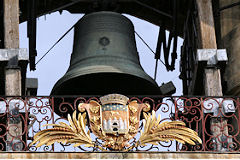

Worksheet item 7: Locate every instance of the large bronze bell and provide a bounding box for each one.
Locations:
[51,11,160,95]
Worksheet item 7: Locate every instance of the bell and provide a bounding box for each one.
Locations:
[51,11,160,96]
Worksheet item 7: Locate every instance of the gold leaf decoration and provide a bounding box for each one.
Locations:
[129,125,138,134]
[137,110,202,147]
[89,105,100,114]
[129,105,137,114]
[123,134,132,140]
[89,100,101,112]
[90,116,100,123]
[78,103,85,112]
[110,111,120,116]
[29,111,93,148]
[143,103,151,112]
[130,117,138,125]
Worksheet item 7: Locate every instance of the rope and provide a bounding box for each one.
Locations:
[35,21,78,65]
[134,31,166,66]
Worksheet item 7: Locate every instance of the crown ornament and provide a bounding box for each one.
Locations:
[100,93,129,105]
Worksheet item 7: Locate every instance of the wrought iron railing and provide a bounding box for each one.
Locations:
[0,96,238,152]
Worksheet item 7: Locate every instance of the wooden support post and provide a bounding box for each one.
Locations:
[4,0,19,49]
[196,0,217,49]
[3,0,22,151]
[5,68,23,151]
[204,69,222,97]
[196,0,230,151]
[5,69,21,96]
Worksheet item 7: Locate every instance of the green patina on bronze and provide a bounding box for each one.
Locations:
[51,11,160,96]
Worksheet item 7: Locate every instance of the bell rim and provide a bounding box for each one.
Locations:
[51,65,159,95]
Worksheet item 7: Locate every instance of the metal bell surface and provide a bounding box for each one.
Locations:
[51,11,160,95]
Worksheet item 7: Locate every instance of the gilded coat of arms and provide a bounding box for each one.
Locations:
[30,94,202,151]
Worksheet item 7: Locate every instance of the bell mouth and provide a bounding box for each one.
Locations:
[51,72,160,96]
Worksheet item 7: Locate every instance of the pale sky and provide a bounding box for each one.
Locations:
[19,11,183,96]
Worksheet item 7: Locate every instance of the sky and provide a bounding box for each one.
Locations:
[19,11,183,96]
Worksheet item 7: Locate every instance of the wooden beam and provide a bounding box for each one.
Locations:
[196,0,217,49]
[197,0,229,151]
[5,68,23,151]
[3,0,19,49]
[196,0,222,94]
[3,0,22,151]
[204,69,222,96]
[5,68,21,96]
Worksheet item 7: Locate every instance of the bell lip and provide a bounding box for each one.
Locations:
[50,70,160,96]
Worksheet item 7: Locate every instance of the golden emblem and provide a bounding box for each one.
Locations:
[30,94,202,151]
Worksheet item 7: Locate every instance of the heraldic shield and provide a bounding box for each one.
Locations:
[77,94,150,150]
[101,102,129,134]
[100,94,131,135]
